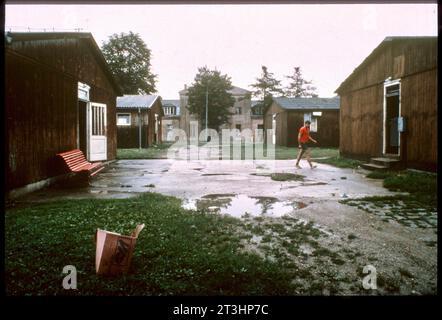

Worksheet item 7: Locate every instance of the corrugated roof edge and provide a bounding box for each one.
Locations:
[116,95,160,109]
[273,97,340,110]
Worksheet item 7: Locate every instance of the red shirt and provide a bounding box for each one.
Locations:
[299,126,310,143]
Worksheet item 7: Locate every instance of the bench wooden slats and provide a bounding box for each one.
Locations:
[57,149,105,177]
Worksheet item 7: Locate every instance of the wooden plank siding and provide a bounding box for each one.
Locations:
[6,49,78,190]
[400,68,437,169]
[337,37,437,170]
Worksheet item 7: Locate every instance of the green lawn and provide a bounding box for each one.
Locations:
[5,193,299,295]
[6,190,380,295]
[117,143,339,161]
[117,143,173,159]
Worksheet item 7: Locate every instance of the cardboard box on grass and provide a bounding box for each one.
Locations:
[95,224,145,276]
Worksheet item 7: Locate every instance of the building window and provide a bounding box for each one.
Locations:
[236,107,242,115]
[304,112,318,132]
[78,82,90,102]
[117,113,131,126]
[235,124,242,131]
[163,106,177,116]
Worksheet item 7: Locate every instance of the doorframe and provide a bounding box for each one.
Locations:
[77,82,90,150]
[382,78,401,156]
[87,102,108,161]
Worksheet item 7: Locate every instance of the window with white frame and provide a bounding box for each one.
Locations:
[163,106,176,116]
[117,113,131,126]
[304,112,318,132]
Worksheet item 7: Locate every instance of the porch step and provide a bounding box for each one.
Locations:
[362,156,404,171]
[361,163,389,171]
[371,157,401,168]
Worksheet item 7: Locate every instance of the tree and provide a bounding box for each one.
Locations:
[101,31,157,94]
[187,66,235,130]
[250,66,284,113]
[284,66,318,98]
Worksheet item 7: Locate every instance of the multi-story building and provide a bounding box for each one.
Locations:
[178,85,263,141]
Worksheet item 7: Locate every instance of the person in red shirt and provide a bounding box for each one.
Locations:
[295,120,318,169]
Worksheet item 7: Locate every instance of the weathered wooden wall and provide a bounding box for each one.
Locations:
[6,49,77,190]
[338,38,437,170]
[117,125,149,148]
[287,110,339,147]
[400,68,437,170]
[340,85,384,158]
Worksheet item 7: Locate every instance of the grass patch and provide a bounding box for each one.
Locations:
[270,173,305,182]
[5,193,300,295]
[366,171,394,180]
[117,143,174,159]
[314,156,363,169]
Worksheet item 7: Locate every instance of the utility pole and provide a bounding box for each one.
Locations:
[205,84,208,141]
[138,107,142,150]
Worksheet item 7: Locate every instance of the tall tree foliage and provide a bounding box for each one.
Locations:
[102,32,157,94]
[187,67,235,130]
[284,66,318,97]
[250,66,284,112]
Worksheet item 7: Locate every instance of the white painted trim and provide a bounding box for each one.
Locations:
[382,78,401,155]
[116,113,132,126]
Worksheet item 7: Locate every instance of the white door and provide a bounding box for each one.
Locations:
[87,102,107,161]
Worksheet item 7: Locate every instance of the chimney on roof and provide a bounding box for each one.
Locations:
[184,84,187,90]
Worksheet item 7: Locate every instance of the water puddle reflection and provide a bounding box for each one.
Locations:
[182,194,307,218]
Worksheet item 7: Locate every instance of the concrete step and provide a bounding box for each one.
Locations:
[371,157,401,167]
[361,163,389,171]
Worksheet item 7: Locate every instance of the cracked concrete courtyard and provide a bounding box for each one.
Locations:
[18,159,437,294]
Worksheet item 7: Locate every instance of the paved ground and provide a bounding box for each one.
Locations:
[17,159,437,294]
[21,159,396,201]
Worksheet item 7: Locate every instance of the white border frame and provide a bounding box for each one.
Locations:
[383,78,401,155]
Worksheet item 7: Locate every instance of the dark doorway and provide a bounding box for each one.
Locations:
[385,84,400,154]
[78,101,87,155]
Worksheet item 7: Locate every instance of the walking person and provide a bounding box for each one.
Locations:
[295,120,317,169]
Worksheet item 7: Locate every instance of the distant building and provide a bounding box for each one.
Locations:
[264,97,340,147]
[116,95,164,148]
[335,36,437,171]
[179,85,263,141]
[161,99,181,142]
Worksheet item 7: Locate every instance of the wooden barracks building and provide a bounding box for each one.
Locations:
[5,32,123,197]
[335,36,437,171]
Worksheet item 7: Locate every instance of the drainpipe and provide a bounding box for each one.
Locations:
[138,107,142,150]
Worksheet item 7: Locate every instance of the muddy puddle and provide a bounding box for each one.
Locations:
[182,194,307,218]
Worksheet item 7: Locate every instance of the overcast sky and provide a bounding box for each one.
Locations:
[5,3,437,99]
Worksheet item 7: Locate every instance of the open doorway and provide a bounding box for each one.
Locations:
[78,100,87,155]
[384,83,400,155]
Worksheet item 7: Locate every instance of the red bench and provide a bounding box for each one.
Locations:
[57,149,105,177]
